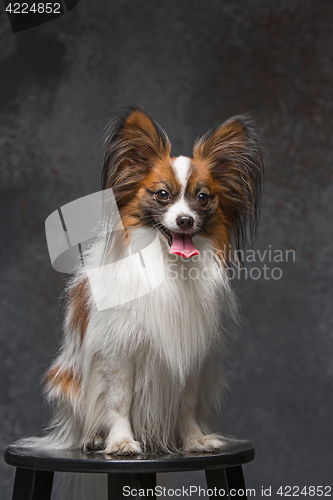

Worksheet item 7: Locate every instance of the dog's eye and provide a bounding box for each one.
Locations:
[197,193,209,206]
[155,190,170,202]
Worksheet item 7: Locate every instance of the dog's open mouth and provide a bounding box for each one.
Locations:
[155,223,200,258]
[169,233,200,258]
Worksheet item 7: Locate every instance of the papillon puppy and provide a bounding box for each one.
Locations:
[25,107,264,455]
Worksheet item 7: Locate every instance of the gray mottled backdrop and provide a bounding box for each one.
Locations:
[1,0,333,498]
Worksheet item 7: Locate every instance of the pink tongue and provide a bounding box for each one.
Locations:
[169,233,200,258]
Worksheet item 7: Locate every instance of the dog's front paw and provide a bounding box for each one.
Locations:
[103,438,142,456]
[183,433,227,453]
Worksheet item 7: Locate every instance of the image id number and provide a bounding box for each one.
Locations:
[277,486,331,497]
[5,3,61,14]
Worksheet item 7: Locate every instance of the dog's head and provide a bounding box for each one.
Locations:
[102,106,264,262]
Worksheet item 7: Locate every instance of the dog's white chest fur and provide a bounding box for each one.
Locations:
[84,231,234,379]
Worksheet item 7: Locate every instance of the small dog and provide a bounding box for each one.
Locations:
[26,107,263,455]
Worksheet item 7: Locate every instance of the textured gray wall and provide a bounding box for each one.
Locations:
[1,0,333,498]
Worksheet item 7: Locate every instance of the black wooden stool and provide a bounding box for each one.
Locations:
[5,441,254,500]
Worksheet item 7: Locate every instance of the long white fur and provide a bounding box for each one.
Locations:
[17,223,237,453]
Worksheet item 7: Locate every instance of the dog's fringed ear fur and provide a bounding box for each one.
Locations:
[193,115,264,253]
[102,106,171,201]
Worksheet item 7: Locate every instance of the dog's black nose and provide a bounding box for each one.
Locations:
[176,215,194,230]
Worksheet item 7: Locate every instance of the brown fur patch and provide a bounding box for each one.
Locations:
[119,157,181,231]
[185,161,232,262]
[193,116,263,257]
[122,110,162,144]
[103,107,171,193]
[67,279,90,341]
[193,120,248,163]
[46,365,81,399]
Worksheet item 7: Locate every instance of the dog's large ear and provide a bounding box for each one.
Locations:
[193,115,264,251]
[102,107,171,193]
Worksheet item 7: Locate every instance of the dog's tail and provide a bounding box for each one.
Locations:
[11,432,107,500]
[13,433,65,449]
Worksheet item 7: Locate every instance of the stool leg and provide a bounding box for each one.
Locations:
[205,466,247,500]
[137,473,156,497]
[108,473,156,500]
[12,468,54,500]
[225,466,247,498]
[205,468,228,497]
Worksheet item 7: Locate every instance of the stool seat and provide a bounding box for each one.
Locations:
[5,441,254,473]
[5,441,255,499]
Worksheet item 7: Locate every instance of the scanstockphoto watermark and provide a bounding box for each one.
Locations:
[227,245,296,281]
[122,485,256,497]
[168,245,296,282]
[44,189,296,285]
[44,190,296,312]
